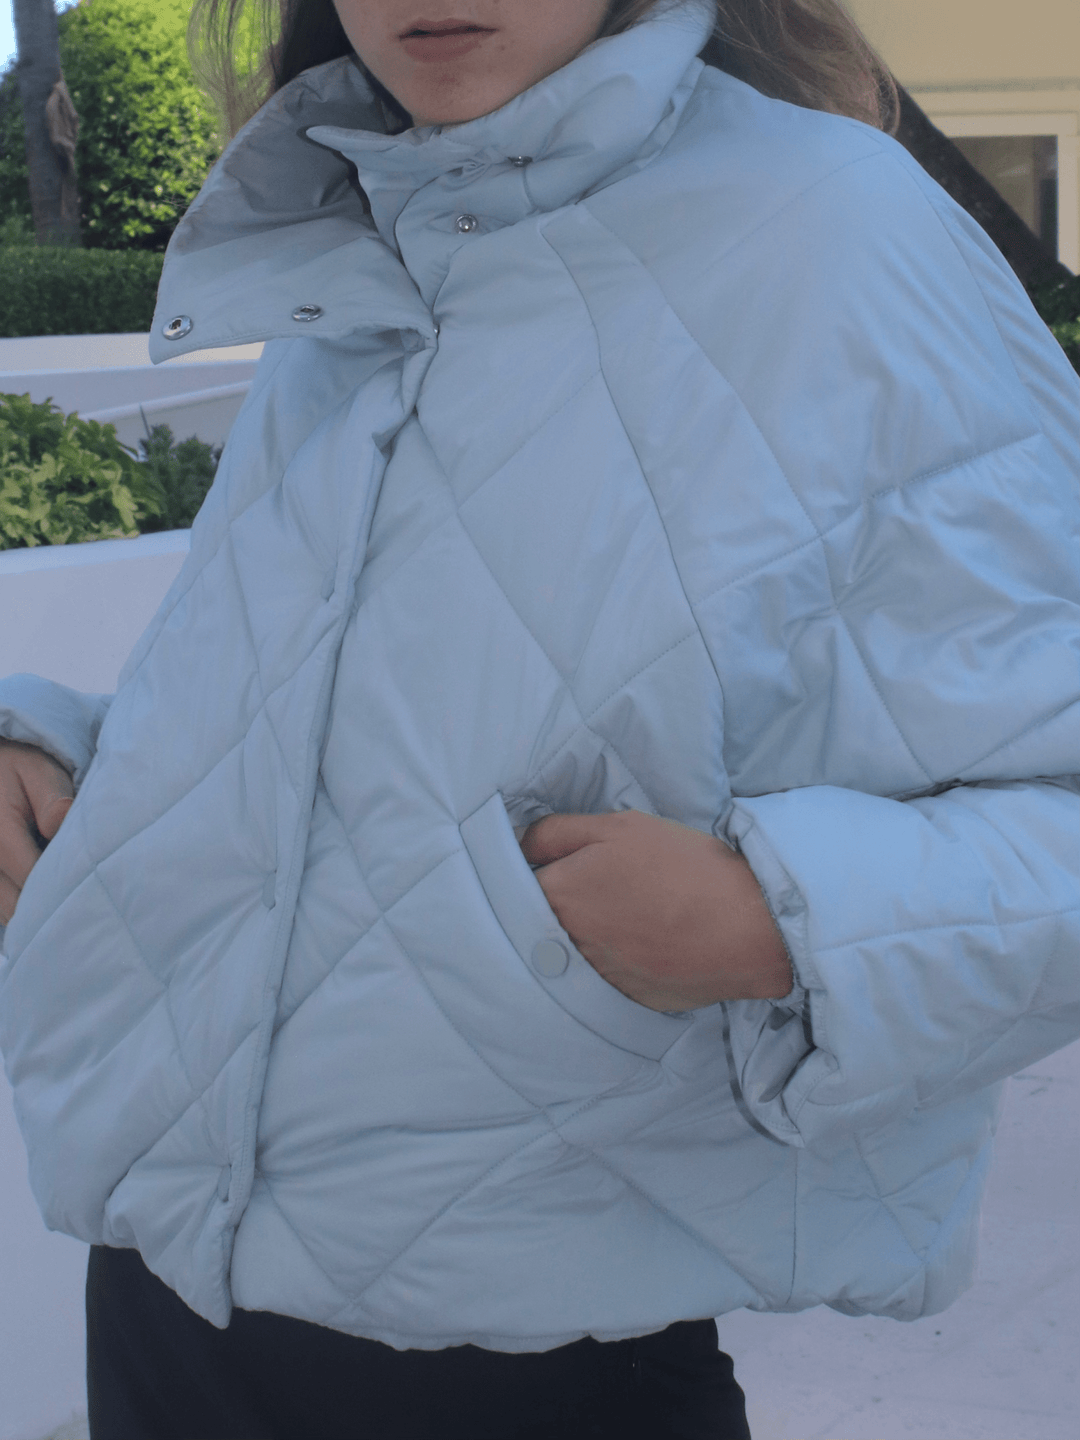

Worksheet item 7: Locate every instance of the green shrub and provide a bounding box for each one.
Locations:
[0,392,160,547]
[0,394,217,550]
[1052,322,1080,375]
[0,0,220,252]
[1028,275,1080,376]
[0,214,34,248]
[0,247,163,337]
[136,423,221,533]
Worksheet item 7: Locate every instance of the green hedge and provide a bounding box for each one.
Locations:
[1029,275,1080,375]
[0,392,217,550]
[0,0,220,252]
[0,246,163,338]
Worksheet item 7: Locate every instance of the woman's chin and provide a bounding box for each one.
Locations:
[397,82,525,130]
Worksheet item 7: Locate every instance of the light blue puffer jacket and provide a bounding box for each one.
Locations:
[1,0,1078,1350]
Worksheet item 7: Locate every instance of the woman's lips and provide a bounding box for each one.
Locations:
[400,27,495,62]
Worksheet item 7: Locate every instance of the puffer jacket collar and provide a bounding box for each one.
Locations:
[150,0,715,356]
[310,0,714,252]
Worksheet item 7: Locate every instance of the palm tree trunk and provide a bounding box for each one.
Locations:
[12,0,81,246]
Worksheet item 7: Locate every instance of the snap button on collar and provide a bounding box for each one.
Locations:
[531,939,569,978]
[292,303,323,322]
[454,213,479,234]
[162,316,193,341]
[508,156,532,167]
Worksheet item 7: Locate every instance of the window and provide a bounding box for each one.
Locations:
[952,134,1059,257]
[921,101,1079,273]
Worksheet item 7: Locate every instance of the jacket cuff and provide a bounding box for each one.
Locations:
[716,810,818,1144]
[0,674,112,789]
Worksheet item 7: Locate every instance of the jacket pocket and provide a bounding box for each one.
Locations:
[459,792,692,1062]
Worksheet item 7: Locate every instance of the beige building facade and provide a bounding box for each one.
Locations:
[847,0,1080,272]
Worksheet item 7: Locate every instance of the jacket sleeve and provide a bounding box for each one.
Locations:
[722,775,1080,1145]
[0,673,112,789]
[707,140,1080,1147]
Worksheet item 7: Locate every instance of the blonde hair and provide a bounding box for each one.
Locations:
[190,0,897,138]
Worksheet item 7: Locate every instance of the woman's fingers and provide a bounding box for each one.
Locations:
[0,868,21,928]
[0,791,46,892]
[31,790,74,842]
[15,747,75,842]
[519,810,624,867]
[15,749,73,837]
[0,741,74,896]
[520,808,792,1009]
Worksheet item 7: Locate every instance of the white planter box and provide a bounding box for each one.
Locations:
[0,530,190,692]
[0,332,263,450]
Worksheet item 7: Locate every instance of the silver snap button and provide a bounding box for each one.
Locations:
[292,303,323,322]
[455,213,479,234]
[262,873,277,909]
[531,939,569,978]
[162,315,193,341]
[508,156,532,167]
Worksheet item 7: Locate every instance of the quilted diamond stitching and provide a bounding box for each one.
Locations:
[849,1127,932,1269]
[320,1085,658,1326]
[116,448,301,698]
[102,1032,260,1231]
[95,867,224,1156]
[562,1141,773,1294]
[269,830,461,1039]
[813,901,1080,957]
[438,467,701,811]
[319,1120,559,1328]
[224,532,305,802]
[254,1169,357,1307]
[544,213,1049,788]
[957,692,1080,777]
[78,579,332,893]
[528,636,699,806]
[418,363,605,515]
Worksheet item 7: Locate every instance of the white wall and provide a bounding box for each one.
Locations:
[0,334,263,449]
[0,531,189,690]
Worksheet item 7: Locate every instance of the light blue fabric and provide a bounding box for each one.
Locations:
[1,0,1079,1348]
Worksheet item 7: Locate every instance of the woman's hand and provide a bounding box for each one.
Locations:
[520,809,792,1012]
[0,740,74,926]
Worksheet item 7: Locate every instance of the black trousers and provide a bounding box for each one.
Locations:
[86,1245,752,1440]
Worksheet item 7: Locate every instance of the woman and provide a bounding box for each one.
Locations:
[0,1,1077,1436]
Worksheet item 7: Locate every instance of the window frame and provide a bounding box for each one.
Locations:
[910,87,1080,273]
